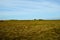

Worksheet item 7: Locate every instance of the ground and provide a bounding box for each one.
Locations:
[0,20,60,40]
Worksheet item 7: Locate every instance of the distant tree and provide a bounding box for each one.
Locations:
[34,19,37,20]
[33,19,44,21]
[38,19,44,20]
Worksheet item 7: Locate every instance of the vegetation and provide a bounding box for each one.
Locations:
[33,19,44,20]
[0,20,60,40]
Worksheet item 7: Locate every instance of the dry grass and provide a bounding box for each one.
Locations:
[0,20,60,40]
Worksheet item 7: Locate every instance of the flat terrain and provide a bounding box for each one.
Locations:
[0,20,60,40]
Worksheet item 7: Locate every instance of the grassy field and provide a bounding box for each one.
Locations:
[0,20,60,40]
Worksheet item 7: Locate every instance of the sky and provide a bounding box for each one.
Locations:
[0,0,60,20]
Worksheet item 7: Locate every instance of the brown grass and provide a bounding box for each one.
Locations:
[0,20,60,40]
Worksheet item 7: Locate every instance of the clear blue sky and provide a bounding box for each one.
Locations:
[0,0,60,20]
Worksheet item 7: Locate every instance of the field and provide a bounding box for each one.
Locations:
[0,20,60,40]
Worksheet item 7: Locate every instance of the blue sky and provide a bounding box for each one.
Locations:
[0,0,60,20]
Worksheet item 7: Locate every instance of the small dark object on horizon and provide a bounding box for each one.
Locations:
[34,19,44,20]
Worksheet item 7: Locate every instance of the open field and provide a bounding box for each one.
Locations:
[0,20,60,40]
